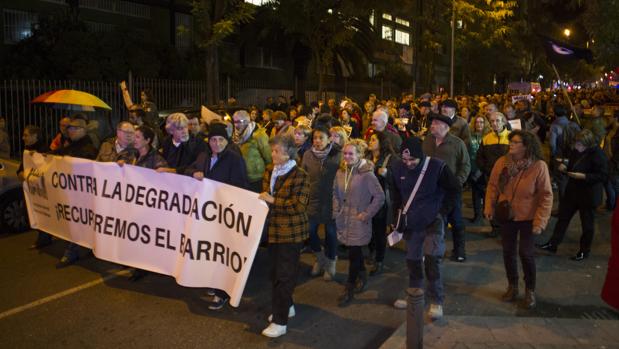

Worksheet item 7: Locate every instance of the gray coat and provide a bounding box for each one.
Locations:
[333,160,385,246]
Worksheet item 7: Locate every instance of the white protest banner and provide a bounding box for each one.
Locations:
[22,152,268,307]
[508,119,522,130]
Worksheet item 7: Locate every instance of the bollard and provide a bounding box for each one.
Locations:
[406,287,424,349]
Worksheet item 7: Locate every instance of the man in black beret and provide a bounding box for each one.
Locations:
[422,113,470,263]
[441,99,471,147]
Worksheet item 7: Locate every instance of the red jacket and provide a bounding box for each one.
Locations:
[602,201,619,310]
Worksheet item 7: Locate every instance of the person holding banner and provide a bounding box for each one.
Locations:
[390,137,459,319]
[332,139,385,306]
[186,122,249,309]
[18,125,52,249]
[117,125,169,281]
[54,114,99,268]
[258,134,310,338]
[159,113,207,174]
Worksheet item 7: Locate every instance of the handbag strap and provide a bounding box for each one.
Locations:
[402,156,430,214]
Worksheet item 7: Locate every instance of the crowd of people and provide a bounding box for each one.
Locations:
[14,86,619,338]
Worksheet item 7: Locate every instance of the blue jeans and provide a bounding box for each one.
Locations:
[405,215,445,304]
[308,219,337,260]
[446,191,465,257]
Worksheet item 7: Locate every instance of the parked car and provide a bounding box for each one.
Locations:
[0,158,29,233]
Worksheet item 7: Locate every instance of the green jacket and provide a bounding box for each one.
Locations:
[238,126,272,182]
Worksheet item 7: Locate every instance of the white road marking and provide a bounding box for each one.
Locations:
[0,269,130,320]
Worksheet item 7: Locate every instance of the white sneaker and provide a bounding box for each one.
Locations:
[261,323,287,338]
[268,305,296,322]
[393,299,407,309]
[428,304,443,320]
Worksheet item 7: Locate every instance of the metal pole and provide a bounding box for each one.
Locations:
[406,287,424,349]
[449,0,455,97]
[551,64,580,125]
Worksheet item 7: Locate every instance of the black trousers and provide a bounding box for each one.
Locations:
[269,242,302,325]
[369,216,387,262]
[501,220,536,290]
[550,199,596,254]
[347,245,366,284]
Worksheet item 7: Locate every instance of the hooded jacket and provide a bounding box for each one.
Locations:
[333,159,385,246]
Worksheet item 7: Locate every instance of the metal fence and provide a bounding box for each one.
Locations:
[1,77,401,159]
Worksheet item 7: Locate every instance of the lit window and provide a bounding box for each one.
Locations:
[382,13,392,21]
[395,17,410,27]
[369,10,374,26]
[395,29,410,45]
[382,25,393,40]
[3,9,37,44]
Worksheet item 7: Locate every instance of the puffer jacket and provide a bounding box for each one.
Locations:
[237,125,272,183]
[332,159,385,246]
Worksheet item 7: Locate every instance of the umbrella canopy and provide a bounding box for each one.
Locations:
[31,89,112,111]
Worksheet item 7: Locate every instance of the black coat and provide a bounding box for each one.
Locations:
[564,146,608,208]
[53,135,98,160]
[185,146,249,190]
[161,134,207,174]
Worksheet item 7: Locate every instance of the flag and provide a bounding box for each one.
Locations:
[539,35,593,64]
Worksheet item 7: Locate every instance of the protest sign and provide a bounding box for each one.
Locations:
[22,152,268,307]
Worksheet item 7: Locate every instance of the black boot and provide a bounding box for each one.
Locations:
[369,262,383,276]
[570,251,589,261]
[536,241,557,253]
[522,289,536,309]
[501,284,519,302]
[338,283,355,307]
[354,271,368,293]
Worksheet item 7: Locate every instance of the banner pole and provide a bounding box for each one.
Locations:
[551,63,580,126]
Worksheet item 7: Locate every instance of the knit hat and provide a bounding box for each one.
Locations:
[208,122,229,140]
[400,137,425,160]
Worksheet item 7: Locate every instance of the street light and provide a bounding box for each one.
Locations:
[563,28,571,38]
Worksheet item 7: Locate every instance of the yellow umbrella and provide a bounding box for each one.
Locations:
[31,89,112,111]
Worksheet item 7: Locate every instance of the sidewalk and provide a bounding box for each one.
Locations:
[381,315,619,349]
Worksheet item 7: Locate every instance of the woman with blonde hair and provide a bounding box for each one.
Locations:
[332,139,385,306]
[329,126,349,147]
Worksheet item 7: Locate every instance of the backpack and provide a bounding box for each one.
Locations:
[556,121,580,158]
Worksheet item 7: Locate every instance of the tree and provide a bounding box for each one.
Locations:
[188,0,255,104]
[583,0,619,69]
[271,0,376,99]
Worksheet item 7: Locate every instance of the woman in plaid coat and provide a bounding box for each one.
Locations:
[258,134,310,338]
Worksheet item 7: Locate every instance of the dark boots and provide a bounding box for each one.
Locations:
[354,271,368,293]
[338,283,355,307]
[501,284,519,302]
[369,262,383,276]
[523,289,536,309]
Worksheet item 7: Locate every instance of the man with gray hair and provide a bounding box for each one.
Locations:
[96,121,136,162]
[366,109,402,151]
[232,110,272,192]
[160,113,207,174]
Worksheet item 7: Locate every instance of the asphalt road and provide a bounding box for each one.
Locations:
[0,197,617,348]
